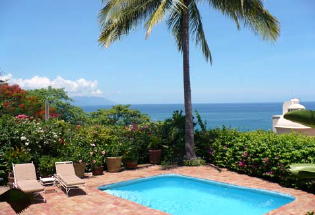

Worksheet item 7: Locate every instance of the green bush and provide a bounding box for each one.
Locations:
[90,105,150,126]
[38,155,61,177]
[183,158,206,166]
[159,111,187,165]
[284,110,315,128]
[195,128,315,188]
[2,108,315,192]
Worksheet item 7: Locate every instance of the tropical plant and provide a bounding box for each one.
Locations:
[98,0,280,160]
[55,102,89,125]
[160,111,187,164]
[183,157,205,166]
[0,84,43,118]
[38,155,61,177]
[27,87,71,104]
[90,105,150,126]
[2,147,33,173]
[28,87,89,124]
[123,139,139,162]
[106,139,124,157]
[148,135,163,150]
[195,128,315,189]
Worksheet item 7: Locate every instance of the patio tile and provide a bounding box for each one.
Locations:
[0,165,314,215]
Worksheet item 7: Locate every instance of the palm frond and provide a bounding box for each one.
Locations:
[99,0,161,47]
[189,1,212,63]
[167,3,184,52]
[206,0,280,40]
[145,0,170,38]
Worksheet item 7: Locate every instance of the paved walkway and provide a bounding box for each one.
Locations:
[0,165,314,215]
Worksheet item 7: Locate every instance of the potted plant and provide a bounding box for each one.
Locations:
[73,161,86,178]
[106,141,122,173]
[123,140,139,169]
[148,135,162,164]
[65,142,88,178]
[71,148,88,178]
[91,152,104,175]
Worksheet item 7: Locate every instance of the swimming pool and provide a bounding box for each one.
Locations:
[99,174,294,215]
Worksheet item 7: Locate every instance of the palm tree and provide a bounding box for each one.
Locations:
[98,0,280,160]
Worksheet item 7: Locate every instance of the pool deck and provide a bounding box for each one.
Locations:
[0,165,314,215]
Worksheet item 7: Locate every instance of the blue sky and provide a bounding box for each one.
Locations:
[1,0,314,104]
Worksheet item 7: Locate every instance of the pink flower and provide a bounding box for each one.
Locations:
[242,151,248,157]
[238,161,246,167]
[101,151,106,155]
[15,114,29,119]
[92,160,96,163]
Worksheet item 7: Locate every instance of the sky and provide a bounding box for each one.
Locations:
[0,0,315,104]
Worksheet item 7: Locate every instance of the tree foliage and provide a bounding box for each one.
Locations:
[99,0,279,61]
[27,87,88,124]
[98,0,280,160]
[0,84,42,117]
[27,86,71,103]
[90,105,150,126]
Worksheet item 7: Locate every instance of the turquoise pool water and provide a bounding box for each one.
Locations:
[99,174,295,215]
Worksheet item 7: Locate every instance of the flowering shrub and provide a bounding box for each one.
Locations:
[195,128,315,187]
[1,108,315,192]
[0,84,42,117]
[0,115,72,180]
[38,155,62,177]
[66,125,107,170]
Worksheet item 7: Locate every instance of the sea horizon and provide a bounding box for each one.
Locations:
[79,101,315,131]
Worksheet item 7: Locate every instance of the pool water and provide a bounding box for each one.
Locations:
[99,174,294,215]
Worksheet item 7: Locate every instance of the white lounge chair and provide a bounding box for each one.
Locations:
[12,162,46,202]
[54,161,85,196]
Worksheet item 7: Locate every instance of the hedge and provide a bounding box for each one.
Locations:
[196,128,315,189]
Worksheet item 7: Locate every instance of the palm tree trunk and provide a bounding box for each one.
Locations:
[182,0,196,160]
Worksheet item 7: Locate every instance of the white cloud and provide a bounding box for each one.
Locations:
[0,73,104,97]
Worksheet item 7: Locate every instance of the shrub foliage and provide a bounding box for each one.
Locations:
[1,85,315,191]
[196,128,315,189]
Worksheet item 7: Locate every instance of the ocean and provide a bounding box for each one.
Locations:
[81,102,315,131]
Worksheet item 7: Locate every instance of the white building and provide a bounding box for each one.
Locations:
[272,99,315,136]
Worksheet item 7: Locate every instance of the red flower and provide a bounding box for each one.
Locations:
[49,113,59,118]
[3,101,10,107]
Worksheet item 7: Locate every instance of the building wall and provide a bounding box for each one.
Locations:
[272,115,281,133]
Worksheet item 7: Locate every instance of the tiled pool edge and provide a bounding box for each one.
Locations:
[98,173,295,215]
